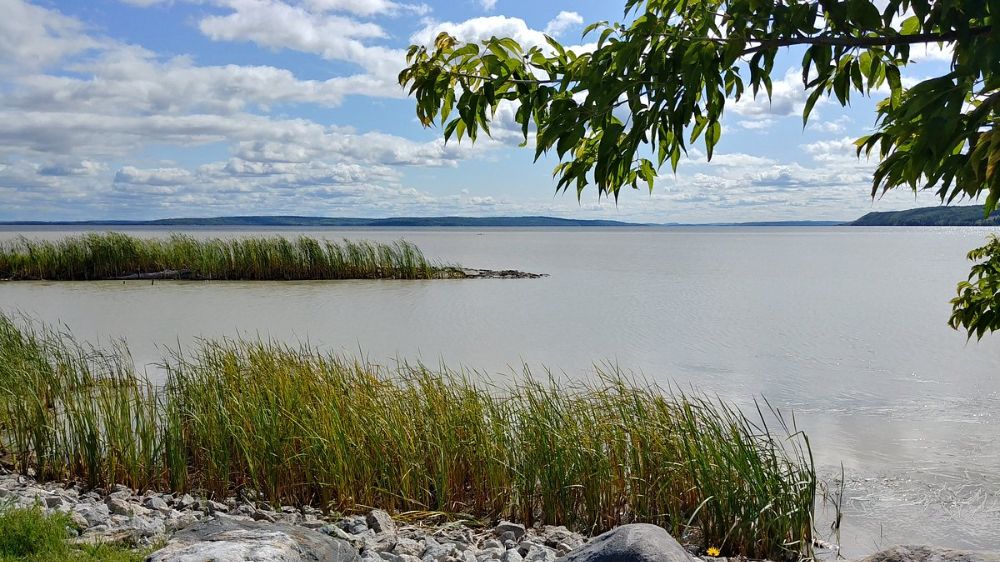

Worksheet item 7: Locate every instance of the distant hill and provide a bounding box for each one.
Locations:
[851,205,1000,226]
[679,220,845,226]
[0,216,645,228]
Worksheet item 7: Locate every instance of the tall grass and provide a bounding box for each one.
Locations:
[0,233,442,280]
[0,314,816,560]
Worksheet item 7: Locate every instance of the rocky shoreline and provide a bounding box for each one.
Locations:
[0,470,994,562]
[0,470,587,561]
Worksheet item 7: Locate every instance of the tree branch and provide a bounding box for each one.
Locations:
[742,26,992,54]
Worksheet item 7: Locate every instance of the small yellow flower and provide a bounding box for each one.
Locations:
[706,547,721,557]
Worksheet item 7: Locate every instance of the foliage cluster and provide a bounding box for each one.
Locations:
[951,234,1000,337]
[0,314,816,559]
[0,233,440,281]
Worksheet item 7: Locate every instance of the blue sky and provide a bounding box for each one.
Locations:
[0,0,959,222]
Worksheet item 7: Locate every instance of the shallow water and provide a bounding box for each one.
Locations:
[1,225,998,555]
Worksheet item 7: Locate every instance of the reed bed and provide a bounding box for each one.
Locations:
[0,233,442,280]
[0,314,816,560]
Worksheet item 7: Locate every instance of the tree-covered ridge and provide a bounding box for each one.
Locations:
[851,205,1000,226]
[0,216,643,228]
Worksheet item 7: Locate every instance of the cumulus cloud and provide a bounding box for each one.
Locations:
[544,11,583,37]
[8,45,391,115]
[479,0,496,10]
[412,15,549,49]
[0,0,104,72]
[303,0,429,16]
[730,69,820,118]
[802,137,863,163]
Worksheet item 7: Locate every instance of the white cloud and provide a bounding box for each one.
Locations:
[412,15,549,50]
[0,0,104,71]
[730,69,821,118]
[304,0,429,16]
[198,0,406,97]
[544,11,583,37]
[802,137,862,163]
[479,0,496,11]
[736,118,775,130]
[114,166,195,186]
[9,45,392,115]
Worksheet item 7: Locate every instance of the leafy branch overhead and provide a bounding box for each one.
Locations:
[400,0,998,205]
[400,0,1000,337]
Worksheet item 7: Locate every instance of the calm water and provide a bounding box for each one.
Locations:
[1,226,999,554]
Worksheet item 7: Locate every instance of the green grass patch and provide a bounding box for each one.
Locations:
[0,504,148,562]
[0,314,816,560]
[0,232,448,280]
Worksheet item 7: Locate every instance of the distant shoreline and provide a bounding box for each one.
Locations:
[2,205,998,227]
[0,215,845,228]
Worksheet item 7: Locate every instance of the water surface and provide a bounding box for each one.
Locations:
[1,226,998,554]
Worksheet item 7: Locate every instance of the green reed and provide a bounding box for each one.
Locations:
[0,314,816,560]
[0,233,442,280]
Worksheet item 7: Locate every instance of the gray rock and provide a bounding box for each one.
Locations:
[562,524,693,562]
[43,495,64,509]
[147,516,359,562]
[177,493,196,509]
[74,504,111,527]
[253,509,278,523]
[367,509,397,534]
[859,546,1000,562]
[127,515,166,539]
[144,496,170,512]
[478,549,505,562]
[517,541,544,557]
[500,549,523,562]
[68,511,89,530]
[394,537,425,557]
[206,499,229,513]
[383,554,423,562]
[165,512,201,533]
[482,539,503,551]
[494,522,526,541]
[422,541,457,562]
[105,498,131,516]
[523,546,556,562]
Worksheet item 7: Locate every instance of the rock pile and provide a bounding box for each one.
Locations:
[0,471,588,561]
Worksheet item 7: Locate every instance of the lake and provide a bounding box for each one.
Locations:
[1,225,998,555]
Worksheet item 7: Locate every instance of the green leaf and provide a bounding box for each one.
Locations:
[802,87,825,126]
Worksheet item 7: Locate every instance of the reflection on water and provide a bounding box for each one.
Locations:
[1,225,999,555]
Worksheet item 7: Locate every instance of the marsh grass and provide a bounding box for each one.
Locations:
[0,503,150,562]
[0,233,442,280]
[0,314,816,560]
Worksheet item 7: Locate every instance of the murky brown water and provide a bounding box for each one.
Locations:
[1,225,998,554]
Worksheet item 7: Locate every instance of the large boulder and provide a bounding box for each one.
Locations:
[859,546,1000,562]
[562,524,694,562]
[146,516,358,562]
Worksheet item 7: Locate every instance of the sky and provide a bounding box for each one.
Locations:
[0,0,964,222]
